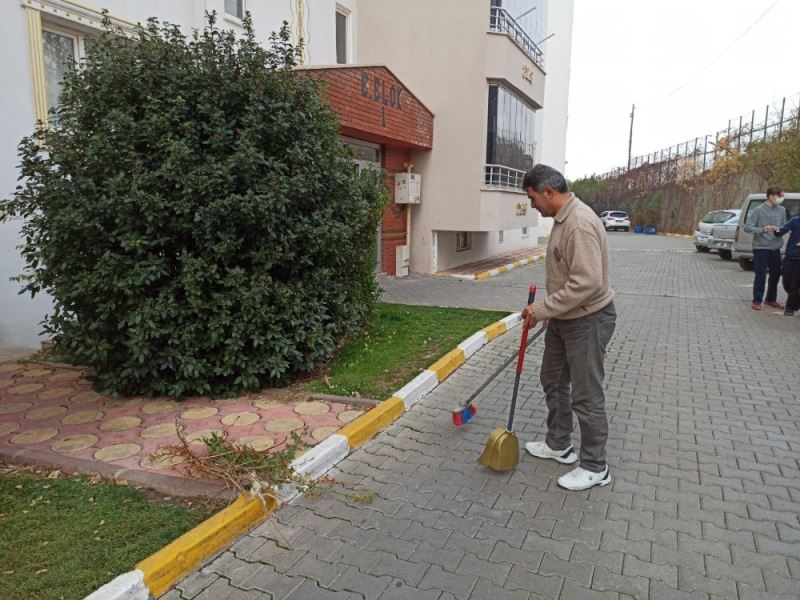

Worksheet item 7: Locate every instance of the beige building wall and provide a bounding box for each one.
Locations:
[357,0,547,273]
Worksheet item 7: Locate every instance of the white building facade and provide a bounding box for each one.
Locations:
[0,0,573,350]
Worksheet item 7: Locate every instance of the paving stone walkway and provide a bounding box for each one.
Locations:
[0,364,365,490]
[164,233,800,598]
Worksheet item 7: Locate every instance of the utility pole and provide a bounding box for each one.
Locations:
[627,104,635,170]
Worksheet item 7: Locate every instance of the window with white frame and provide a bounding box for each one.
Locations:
[456,232,472,252]
[521,227,529,238]
[335,8,349,64]
[498,230,504,243]
[225,0,244,20]
[43,26,96,113]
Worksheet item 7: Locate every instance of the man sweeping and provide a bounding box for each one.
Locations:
[520,164,617,491]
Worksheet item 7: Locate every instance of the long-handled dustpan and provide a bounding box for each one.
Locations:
[477,283,537,471]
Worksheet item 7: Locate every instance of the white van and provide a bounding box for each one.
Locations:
[732,192,800,270]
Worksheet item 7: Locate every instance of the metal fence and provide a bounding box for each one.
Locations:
[598,93,800,188]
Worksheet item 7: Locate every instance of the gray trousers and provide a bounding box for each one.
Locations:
[540,301,616,472]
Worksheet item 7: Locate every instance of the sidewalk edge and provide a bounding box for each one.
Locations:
[448,253,546,281]
[83,310,521,599]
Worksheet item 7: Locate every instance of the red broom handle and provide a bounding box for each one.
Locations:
[515,284,536,375]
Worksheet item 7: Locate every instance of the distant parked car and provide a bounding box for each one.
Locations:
[694,209,739,253]
[708,216,740,260]
[732,193,800,270]
[599,211,630,232]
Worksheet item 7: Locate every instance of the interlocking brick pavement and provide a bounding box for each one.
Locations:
[183,233,800,599]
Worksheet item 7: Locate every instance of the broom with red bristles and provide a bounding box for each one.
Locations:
[451,284,545,426]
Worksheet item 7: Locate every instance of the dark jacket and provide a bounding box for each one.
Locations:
[775,216,800,259]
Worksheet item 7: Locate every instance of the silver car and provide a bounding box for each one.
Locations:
[694,209,740,253]
[707,210,741,260]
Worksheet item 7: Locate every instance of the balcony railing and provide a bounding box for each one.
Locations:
[483,164,526,192]
[489,6,544,69]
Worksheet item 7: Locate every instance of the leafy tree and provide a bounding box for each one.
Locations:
[1,14,387,397]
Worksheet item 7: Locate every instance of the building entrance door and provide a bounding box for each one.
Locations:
[343,138,382,272]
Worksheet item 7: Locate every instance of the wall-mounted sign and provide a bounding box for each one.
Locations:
[361,71,404,127]
[521,65,534,84]
[516,202,528,216]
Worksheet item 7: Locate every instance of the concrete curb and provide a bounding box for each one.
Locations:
[660,232,693,239]
[447,253,545,281]
[0,446,234,500]
[83,310,522,599]
[86,495,275,600]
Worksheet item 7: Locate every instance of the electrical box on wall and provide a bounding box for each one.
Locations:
[394,173,421,204]
[395,245,409,277]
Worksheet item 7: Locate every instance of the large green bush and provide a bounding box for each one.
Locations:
[1,15,386,397]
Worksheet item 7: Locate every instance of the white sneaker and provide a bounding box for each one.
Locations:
[525,441,578,464]
[557,466,611,491]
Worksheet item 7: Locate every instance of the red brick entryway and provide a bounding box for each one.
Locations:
[299,66,434,275]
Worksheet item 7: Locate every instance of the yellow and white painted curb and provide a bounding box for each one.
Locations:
[660,232,693,239]
[85,311,522,599]
[85,495,276,600]
[448,254,545,281]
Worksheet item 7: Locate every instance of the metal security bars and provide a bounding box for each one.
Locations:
[598,93,800,188]
[489,6,544,69]
[484,164,526,191]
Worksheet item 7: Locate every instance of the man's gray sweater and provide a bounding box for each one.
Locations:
[744,202,786,250]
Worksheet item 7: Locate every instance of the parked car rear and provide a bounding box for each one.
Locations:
[709,217,739,260]
[694,209,739,252]
[599,211,630,232]
[732,193,800,270]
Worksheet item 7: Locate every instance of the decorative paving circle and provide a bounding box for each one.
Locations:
[234,435,276,451]
[140,423,178,439]
[0,422,20,437]
[38,387,75,401]
[338,409,365,423]
[99,416,142,432]
[51,434,98,453]
[0,363,23,374]
[48,371,83,382]
[180,406,219,420]
[263,417,304,433]
[94,443,142,461]
[23,368,53,377]
[26,405,68,420]
[141,400,177,415]
[311,426,339,442]
[252,397,283,410]
[221,412,260,427]
[140,453,187,470]
[186,429,224,446]
[11,427,58,445]
[62,410,104,425]
[7,383,45,396]
[0,401,33,415]
[293,401,330,416]
[71,391,104,404]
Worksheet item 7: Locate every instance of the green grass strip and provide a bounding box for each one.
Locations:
[308,302,508,399]
[0,472,217,600]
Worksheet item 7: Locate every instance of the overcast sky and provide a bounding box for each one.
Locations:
[565,0,800,180]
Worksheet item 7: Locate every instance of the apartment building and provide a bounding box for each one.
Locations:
[356,0,574,273]
[0,0,573,349]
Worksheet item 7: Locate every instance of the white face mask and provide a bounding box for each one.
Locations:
[774,195,785,205]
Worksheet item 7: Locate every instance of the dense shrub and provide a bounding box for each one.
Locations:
[1,15,387,397]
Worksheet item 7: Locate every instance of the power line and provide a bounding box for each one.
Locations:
[642,0,780,108]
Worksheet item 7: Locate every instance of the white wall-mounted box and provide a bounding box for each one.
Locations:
[394,173,421,204]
